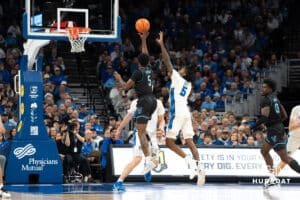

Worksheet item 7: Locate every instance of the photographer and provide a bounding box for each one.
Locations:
[62,119,94,183]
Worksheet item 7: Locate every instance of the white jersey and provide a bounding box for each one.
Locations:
[289,105,300,137]
[128,99,165,133]
[169,69,191,117]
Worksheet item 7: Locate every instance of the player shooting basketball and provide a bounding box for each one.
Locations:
[114,31,157,175]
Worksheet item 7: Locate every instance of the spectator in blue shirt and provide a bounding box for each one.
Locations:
[213,129,230,145]
[101,127,123,169]
[50,66,66,86]
[0,62,11,84]
[241,79,254,99]
[81,129,100,164]
[201,95,216,111]
[78,103,89,120]
[90,115,104,135]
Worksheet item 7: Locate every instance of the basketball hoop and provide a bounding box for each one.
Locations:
[65,27,91,53]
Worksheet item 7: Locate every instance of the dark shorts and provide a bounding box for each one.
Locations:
[135,95,157,124]
[265,123,287,151]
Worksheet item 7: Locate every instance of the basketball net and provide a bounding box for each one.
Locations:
[65,27,91,53]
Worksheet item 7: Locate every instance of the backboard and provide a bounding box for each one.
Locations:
[24,0,121,42]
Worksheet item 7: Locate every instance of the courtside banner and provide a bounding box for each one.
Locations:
[112,146,300,177]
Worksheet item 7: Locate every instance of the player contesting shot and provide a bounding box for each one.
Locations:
[156,31,205,186]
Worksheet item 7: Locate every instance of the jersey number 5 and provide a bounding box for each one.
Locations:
[274,102,280,114]
[147,75,152,87]
[180,86,188,96]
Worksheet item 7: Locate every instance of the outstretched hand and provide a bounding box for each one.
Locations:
[156,31,164,46]
[138,31,149,40]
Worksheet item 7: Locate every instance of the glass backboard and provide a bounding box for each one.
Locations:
[24,0,120,42]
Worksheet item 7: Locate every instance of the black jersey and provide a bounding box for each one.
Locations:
[260,94,282,127]
[130,66,153,97]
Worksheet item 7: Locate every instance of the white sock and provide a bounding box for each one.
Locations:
[117,178,123,182]
[184,156,190,163]
[195,160,201,170]
[0,183,3,189]
[145,156,152,163]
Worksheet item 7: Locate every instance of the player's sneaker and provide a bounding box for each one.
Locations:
[263,176,280,189]
[144,171,152,182]
[186,158,198,180]
[0,187,11,199]
[69,170,83,183]
[197,170,206,186]
[113,181,125,191]
[142,157,156,175]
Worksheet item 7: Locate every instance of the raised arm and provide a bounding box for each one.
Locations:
[139,32,149,55]
[156,31,173,76]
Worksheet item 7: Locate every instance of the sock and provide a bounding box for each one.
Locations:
[289,159,300,173]
[266,166,276,181]
[184,156,190,167]
[195,160,201,170]
[145,156,152,163]
[117,178,123,182]
[0,183,3,189]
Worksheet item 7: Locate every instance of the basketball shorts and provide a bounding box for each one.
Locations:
[265,123,287,151]
[167,115,194,140]
[135,95,157,124]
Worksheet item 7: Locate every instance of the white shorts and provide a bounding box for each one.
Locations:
[287,134,300,153]
[132,129,159,158]
[166,115,194,140]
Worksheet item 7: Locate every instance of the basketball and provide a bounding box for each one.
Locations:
[135,18,150,33]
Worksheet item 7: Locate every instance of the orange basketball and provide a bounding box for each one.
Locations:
[135,18,150,33]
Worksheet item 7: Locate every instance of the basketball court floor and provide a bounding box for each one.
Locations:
[5,182,300,200]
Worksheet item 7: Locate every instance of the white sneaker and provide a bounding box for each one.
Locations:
[0,187,11,199]
[142,157,156,175]
[263,176,280,189]
[186,158,198,180]
[197,170,206,186]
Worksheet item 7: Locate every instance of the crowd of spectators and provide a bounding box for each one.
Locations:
[102,0,290,146]
[0,0,295,182]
